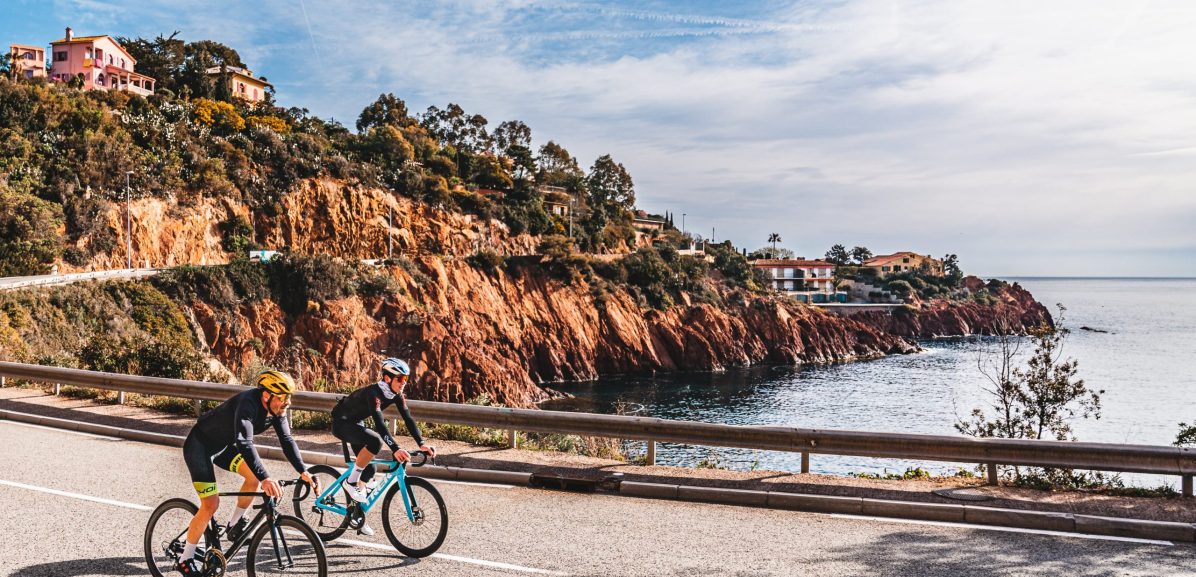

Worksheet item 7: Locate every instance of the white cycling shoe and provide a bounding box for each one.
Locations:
[342,479,368,503]
[357,522,375,536]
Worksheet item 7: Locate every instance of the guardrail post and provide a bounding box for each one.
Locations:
[508,429,518,449]
[117,391,125,405]
[193,399,202,417]
[1,376,5,387]
[1184,475,1193,498]
[801,452,810,474]
[645,441,656,466]
[986,463,999,486]
[54,383,61,396]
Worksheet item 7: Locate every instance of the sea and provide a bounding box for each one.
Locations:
[549,278,1196,486]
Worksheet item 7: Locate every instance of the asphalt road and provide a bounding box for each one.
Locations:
[0,269,159,291]
[1,420,1194,577]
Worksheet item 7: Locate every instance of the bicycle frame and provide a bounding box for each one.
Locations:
[312,458,418,522]
[209,489,295,569]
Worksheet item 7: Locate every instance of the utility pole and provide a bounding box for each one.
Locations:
[682,213,686,236]
[388,204,393,260]
[125,171,133,269]
[568,197,575,240]
[712,227,715,244]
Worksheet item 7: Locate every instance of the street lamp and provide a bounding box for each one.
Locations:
[125,170,133,269]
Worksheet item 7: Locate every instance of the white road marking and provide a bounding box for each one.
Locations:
[330,535,571,575]
[434,479,515,489]
[830,513,1174,546]
[0,479,152,511]
[0,419,120,440]
[2,479,565,576]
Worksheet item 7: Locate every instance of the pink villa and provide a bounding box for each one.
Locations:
[8,44,47,79]
[47,27,155,96]
[206,65,272,104]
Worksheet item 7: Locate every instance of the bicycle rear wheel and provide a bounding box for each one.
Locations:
[245,515,326,577]
[144,498,199,577]
[293,464,350,541]
[381,476,448,558]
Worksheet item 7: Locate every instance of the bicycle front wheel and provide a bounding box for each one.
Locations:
[381,476,448,557]
[245,515,327,577]
[293,464,350,541]
[144,498,199,577]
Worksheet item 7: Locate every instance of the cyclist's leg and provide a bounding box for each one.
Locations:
[183,434,220,554]
[352,430,383,485]
[213,451,257,525]
[333,420,380,486]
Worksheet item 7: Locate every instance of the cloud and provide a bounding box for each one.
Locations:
[14,0,1196,275]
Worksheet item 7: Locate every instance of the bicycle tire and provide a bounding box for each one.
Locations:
[144,498,198,577]
[245,514,327,577]
[381,476,448,558]
[293,464,350,541]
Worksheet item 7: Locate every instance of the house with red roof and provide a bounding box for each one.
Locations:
[47,27,155,96]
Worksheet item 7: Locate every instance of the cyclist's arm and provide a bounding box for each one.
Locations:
[233,400,271,481]
[396,397,425,448]
[273,413,309,474]
[370,401,402,453]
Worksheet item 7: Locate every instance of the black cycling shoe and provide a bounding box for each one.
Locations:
[225,517,251,543]
[175,558,203,576]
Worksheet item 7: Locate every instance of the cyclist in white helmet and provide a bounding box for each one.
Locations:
[330,357,435,535]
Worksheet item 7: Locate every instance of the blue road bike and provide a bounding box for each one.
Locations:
[294,443,448,557]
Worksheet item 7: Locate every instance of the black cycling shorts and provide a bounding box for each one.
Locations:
[332,419,384,455]
[183,431,248,498]
[332,419,384,482]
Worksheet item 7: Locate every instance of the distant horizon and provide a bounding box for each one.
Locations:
[982,275,1196,281]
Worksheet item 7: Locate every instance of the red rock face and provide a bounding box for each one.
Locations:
[851,278,1053,338]
[185,257,917,408]
[73,179,1042,407]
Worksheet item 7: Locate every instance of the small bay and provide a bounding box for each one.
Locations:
[550,278,1196,485]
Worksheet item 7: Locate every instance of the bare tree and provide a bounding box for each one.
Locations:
[958,310,1028,439]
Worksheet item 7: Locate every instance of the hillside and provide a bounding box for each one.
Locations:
[0,57,1050,407]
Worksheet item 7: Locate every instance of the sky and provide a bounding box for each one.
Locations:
[4,0,1195,277]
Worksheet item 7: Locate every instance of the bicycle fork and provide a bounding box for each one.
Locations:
[265,505,295,570]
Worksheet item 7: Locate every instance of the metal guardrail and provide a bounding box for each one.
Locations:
[1,361,1194,494]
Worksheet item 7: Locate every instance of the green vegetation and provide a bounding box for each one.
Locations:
[0,32,649,273]
[154,255,401,317]
[958,306,1106,489]
[0,281,207,380]
[850,467,932,481]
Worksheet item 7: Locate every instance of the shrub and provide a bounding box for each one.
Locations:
[356,271,400,297]
[466,250,504,273]
[0,189,63,276]
[192,98,245,133]
[886,279,914,296]
[218,214,256,254]
[267,254,358,316]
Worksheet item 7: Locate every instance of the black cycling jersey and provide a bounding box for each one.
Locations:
[189,387,307,481]
[331,382,424,451]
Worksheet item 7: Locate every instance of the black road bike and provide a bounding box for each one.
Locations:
[145,479,326,577]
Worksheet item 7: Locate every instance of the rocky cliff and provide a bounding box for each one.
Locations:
[67,178,538,272]
[852,277,1052,338]
[186,256,917,407]
[58,178,1039,408]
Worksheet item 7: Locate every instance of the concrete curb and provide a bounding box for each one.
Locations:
[4,408,1193,542]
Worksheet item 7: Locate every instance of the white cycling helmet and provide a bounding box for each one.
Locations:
[381,357,410,378]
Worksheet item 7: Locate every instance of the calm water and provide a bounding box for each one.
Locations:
[550,278,1196,484]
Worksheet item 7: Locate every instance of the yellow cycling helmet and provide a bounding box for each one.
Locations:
[257,370,297,395]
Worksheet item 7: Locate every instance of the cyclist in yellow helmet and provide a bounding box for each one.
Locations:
[174,370,319,576]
